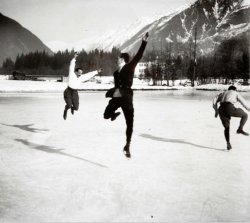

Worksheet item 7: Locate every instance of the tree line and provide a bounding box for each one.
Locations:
[142,36,249,86]
[1,48,121,76]
[1,36,249,85]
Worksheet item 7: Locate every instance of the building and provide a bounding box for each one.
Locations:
[134,62,148,78]
[0,74,12,80]
[12,71,63,82]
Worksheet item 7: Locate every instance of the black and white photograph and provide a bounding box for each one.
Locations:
[0,0,250,222]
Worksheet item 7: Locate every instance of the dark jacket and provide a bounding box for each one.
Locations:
[106,40,147,99]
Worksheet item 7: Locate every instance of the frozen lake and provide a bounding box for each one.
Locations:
[0,90,250,222]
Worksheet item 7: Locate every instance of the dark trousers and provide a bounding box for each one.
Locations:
[104,97,134,144]
[63,87,79,111]
[219,102,248,142]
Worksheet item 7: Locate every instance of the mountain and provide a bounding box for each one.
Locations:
[0,13,53,66]
[94,15,167,51]
[46,16,165,53]
[108,0,250,56]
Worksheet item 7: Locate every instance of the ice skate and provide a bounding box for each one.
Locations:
[71,107,74,115]
[123,144,131,159]
[227,142,232,150]
[63,109,67,120]
[111,112,121,121]
[236,129,249,136]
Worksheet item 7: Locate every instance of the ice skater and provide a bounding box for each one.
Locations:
[104,32,149,158]
[213,85,250,150]
[63,53,101,120]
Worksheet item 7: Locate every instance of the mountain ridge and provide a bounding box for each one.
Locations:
[0,13,53,65]
[118,0,250,56]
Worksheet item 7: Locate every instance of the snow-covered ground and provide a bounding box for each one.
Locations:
[0,91,250,222]
[196,83,250,92]
[0,79,188,93]
[1,79,250,93]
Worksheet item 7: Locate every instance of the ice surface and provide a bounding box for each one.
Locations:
[0,91,250,222]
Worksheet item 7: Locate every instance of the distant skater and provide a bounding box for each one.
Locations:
[213,85,250,150]
[63,53,101,120]
[104,32,149,158]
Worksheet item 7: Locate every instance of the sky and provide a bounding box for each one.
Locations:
[1,0,195,49]
[1,0,250,51]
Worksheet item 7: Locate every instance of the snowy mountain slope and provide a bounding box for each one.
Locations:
[118,0,250,55]
[96,18,155,51]
[0,13,53,65]
[46,16,164,53]
[92,15,172,52]
[198,4,250,53]
[47,0,250,56]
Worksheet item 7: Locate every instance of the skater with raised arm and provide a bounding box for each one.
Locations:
[104,32,149,158]
[63,53,101,120]
[213,85,250,150]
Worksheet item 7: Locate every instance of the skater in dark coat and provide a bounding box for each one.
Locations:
[63,53,101,120]
[104,32,149,158]
[213,85,250,150]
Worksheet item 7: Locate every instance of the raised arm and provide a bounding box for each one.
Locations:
[130,32,148,68]
[69,53,78,77]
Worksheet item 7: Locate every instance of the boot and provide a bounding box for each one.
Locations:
[111,112,121,121]
[63,109,68,120]
[236,128,249,136]
[123,143,131,158]
[227,142,232,150]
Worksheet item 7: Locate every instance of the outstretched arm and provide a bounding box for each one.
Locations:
[130,32,149,67]
[80,69,102,82]
[237,94,250,111]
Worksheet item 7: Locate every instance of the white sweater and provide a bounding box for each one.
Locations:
[68,58,98,89]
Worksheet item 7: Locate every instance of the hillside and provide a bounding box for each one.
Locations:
[0,13,53,65]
